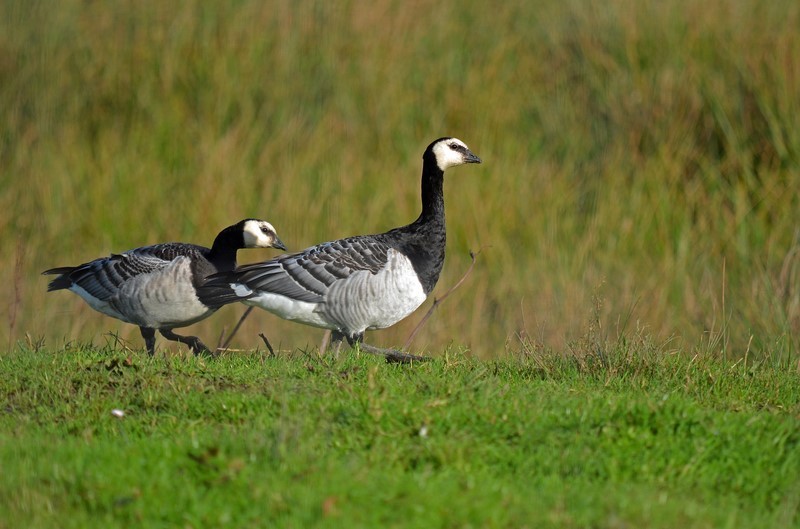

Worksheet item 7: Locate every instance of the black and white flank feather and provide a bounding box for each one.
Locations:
[43,219,286,356]
[198,137,481,362]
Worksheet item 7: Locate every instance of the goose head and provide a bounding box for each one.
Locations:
[427,137,482,171]
[241,219,287,250]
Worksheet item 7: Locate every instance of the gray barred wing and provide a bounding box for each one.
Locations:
[227,236,391,303]
[46,243,206,300]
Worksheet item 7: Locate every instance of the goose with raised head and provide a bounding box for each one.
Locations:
[198,138,481,362]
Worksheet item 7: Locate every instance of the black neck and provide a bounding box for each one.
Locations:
[207,224,245,271]
[393,156,447,294]
[417,160,445,225]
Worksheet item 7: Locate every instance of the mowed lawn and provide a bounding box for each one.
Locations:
[1,345,798,528]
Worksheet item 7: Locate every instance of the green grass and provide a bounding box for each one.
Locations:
[2,344,799,528]
[3,3,800,526]
[2,0,800,359]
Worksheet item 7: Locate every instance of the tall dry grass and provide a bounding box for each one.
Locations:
[2,0,799,359]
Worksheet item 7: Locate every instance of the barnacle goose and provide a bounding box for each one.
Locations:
[198,137,481,362]
[43,219,286,356]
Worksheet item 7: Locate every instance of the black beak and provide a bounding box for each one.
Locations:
[465,150,482,164]
[273,236,287,251]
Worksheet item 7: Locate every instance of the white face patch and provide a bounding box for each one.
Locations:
[432,138,471,171]
[243,220,279,248]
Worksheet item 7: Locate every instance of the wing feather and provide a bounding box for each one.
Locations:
[45,243,208,300]
[199,235,392,306]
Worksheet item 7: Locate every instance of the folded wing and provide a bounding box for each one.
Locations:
[43,243,203,299]
[199,236,391,308]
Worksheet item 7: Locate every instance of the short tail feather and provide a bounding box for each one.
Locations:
[42,267,76,292]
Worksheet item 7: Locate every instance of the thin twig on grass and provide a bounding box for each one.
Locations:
[217,306,255,352]
[403,248,483,350]
[259,333,275,356]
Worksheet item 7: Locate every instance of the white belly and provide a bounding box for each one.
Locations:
[69,284,127,321]
[244,293,332,329]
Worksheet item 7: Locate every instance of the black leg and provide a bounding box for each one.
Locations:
[159,329,211,356]
[328,330,347,357]
[139,327,157,356]
[345,334,429,364]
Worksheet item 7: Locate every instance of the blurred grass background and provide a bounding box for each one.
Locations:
[1,0,799,359]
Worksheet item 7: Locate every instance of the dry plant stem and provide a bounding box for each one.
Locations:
[219,306,254,350]
[259,332,275,356]
[9,240,25,348]
[403,249,482,349]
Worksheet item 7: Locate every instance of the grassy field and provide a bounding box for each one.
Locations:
[1,345,799,528]
[2,1,800,526]
[1,0,799,358]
